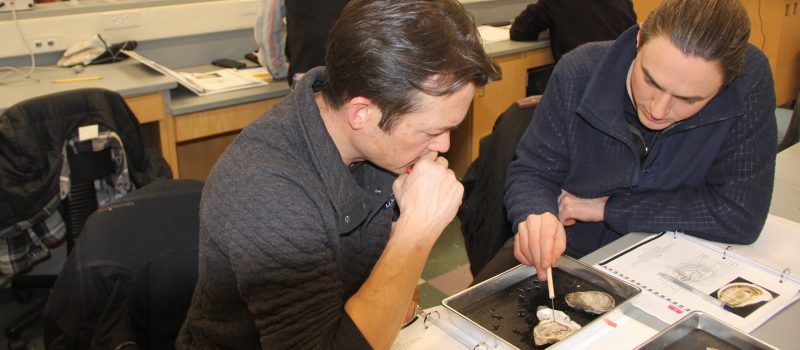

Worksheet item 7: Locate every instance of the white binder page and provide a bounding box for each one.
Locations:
[595,232,800,332]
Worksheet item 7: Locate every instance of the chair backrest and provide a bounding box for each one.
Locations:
[778,91,800,152]
[62,142,117,250]
[526,64,555,97]
[0,88,172,283]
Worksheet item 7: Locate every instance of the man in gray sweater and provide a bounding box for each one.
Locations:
[176,0,500,349]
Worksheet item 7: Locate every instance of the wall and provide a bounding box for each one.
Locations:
[0,0,259,68]
[0,0,530,69]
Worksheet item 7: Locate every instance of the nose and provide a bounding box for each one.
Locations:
[650,92,671,119]
[429,131,451,153]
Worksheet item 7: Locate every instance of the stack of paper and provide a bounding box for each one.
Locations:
[477,25,511,44]
[122,50,268,96]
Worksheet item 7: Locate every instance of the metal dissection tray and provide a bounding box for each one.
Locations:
[442,257,641,349]
[636,311,777,350]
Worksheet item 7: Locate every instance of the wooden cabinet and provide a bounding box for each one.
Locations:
[471,48,554,160]
[443,48,553,178]
[125,92,179,178]
[172,98,281,180]
[774,0,800,105]
[125,92,280,180]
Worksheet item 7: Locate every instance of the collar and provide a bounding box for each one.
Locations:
[626,60,635,107]
[291,68,396,235]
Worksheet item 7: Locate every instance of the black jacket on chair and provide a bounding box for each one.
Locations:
[43,179,202,350]
[458,103,535,276]
[0,88,172,280]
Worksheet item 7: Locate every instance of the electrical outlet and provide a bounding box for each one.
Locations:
[103,10,141,29]
[0,0,34,13]
[30,35,61,52]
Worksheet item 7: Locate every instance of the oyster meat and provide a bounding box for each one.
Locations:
[532,306,581,346]
[565,291,615,314]
[717,282,773,308]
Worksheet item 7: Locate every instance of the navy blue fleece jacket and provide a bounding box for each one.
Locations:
[505,26,776,256]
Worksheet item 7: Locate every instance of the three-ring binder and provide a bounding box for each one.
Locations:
[723,245,733,259]
[780,268,791,283]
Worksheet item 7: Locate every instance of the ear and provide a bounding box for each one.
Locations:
[345,96,376,130]
[636,23,643,49]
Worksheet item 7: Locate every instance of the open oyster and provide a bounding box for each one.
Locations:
[565,291,615,314]
[532,306,581,346]
[717,282,773,308]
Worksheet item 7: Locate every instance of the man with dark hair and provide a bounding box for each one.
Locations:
[177,0,500,349]
[479,0,776,283]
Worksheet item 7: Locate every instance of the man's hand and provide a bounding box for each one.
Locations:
[514,212,566,281]
[392,152,463,245]
[557,190,608,226]
[402,286,421,325]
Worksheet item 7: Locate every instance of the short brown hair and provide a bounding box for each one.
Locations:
[322,0,501,131]
[640,0,750,85]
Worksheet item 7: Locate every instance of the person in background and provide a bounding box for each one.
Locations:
[177,0,500,349]
[480,0,776,283]
[255,0,349,86]
[510,0,637,62]
[254,0,288,81]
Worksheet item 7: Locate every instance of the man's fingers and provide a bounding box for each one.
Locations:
[558,189,568,202]
[420,151,438,162]
[517,222,532,265]
[554,223,567,259]
[513,233,532,266]
[539,214,559,270]
[435,155,449,168]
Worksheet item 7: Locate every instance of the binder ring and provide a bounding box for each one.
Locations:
[722,245,732,259]
[780,268,790,283]
[423,310,440,329]
[473,342,489,350]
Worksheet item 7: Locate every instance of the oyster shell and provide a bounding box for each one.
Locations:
[565,291,615,314]
[717,282,773,308]
[532,306,581,346]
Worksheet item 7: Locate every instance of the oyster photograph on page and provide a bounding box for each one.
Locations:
[713,277,777,318]
[718,282,773,307]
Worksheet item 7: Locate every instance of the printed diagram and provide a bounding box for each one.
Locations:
[670,262,719,283]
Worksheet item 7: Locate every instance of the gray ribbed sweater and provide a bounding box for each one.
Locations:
[177,68,396,349]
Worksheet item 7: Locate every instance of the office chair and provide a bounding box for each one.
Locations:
[778,92,799,152]
[526,64,554,96]
[42,179,202,350]
[4,145,116,349]
[459,99,537,279]
[0,88,172,349]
